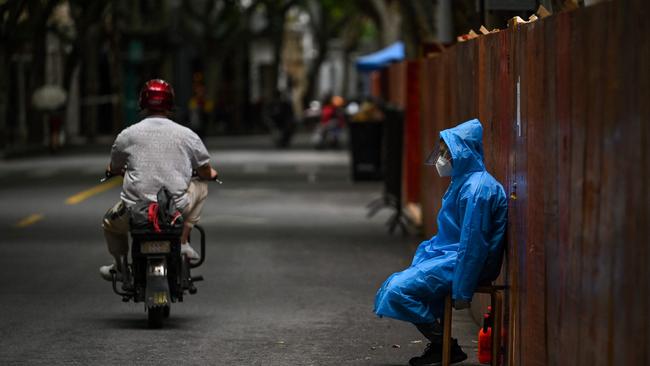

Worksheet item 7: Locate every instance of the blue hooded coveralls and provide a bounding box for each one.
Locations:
[374,119,508,324]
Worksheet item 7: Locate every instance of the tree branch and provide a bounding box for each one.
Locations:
[0,0,28,40]
[281,0,301,13]
[182,0,207,24]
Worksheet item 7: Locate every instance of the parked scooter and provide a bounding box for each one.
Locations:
[102,170,221,328]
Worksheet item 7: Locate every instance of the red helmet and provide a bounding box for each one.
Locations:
[139,79,175,112]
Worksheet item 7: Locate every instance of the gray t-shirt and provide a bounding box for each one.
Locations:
[110,117,210,209]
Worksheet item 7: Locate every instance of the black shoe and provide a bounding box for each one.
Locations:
[408,339,468,366]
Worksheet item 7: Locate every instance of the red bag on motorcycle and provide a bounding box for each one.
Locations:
[130,187,184,234]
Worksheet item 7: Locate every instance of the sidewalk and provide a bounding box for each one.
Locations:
[0,132,316,160]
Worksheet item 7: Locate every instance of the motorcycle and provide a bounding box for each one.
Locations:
[102,171,221,328]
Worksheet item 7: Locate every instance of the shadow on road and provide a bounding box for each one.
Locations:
[89,314,203,331]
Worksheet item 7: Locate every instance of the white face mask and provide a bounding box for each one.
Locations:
[435,156,452,177]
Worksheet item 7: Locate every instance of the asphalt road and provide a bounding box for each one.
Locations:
[0,141,480,365]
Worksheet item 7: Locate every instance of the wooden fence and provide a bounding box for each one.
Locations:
[380,0,649,364]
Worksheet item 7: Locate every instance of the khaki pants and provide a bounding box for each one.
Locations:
[102,180,208,262]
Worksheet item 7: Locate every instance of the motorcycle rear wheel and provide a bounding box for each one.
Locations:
[148,306,167,328]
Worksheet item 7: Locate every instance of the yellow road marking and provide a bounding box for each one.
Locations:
[15,213,44,228]
[65,178,123,205]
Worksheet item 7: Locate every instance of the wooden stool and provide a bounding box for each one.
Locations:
[442,285,505,366]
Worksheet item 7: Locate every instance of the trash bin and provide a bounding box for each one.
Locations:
[348,120,383,181]
[381,106,404,200]
[365,105,411,235]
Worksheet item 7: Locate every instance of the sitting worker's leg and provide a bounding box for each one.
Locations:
[375,267,439,324]
[409,320,467,366]
[180,180,208,261]
[375,256,467,366]
[100,201,130,281]
[375,257,451,323]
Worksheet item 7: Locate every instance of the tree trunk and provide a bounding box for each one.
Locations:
[371,0,401,47]
[83,26,101,142]
[399,1,437,58]
[0,47,9,148]
[269,12,286,95]
[27,28,48,145]
[108,6,124,134]
[25,0,59,145]
[303,34,328,107]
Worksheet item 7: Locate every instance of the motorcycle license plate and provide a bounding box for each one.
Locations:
[141,241,171,254]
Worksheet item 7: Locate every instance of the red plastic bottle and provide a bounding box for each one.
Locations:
[478,311,492,364]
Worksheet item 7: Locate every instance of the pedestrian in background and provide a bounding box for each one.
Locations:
[313,94,345,149]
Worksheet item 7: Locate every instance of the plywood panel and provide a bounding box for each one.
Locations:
[494,30,516,366]
[453,42,479,124]
[577,5,608,365]
[520,20,548,366]
[635,0,650,362]
[555,10,581,366]
[610,0,649,364]
[567,9,589,366]
[540,15,560,366]
[419,57,439,237]
[403,61,421,204]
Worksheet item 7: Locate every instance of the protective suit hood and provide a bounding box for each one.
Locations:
[440,119,485,176]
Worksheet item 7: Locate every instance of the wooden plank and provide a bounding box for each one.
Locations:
[482,33,509,185]
[421,53,449,238]
[540,15,560,366]
[577,4,609,365]
[370,71,382,98]
[596,3,620,365]
[419,57,438,237]
[610,0,648,364]
[520,20,547,366]
[472,34,496,326]
[477,34,494,174]
[433,47,453,218]
[492,29,517,366]
[510,22,528,366]
[637,1,650,363]
[554,10,581,366]
[453,41,478,123]
[566,8,589,365]
[445,46,459,126]
[403,61,421,205]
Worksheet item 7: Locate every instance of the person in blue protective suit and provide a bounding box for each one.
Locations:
[374,119,508,366]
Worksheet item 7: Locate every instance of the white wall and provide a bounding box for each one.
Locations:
[249,39,274,102]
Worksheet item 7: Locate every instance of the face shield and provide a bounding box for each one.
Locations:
[425,139,452,166]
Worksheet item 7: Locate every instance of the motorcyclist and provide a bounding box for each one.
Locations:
[99,79,218,281]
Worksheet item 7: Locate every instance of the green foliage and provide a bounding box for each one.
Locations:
[320,0,356,26]
[359,17,377,42]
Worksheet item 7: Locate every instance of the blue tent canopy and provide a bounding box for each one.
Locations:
[356,42,405,72]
